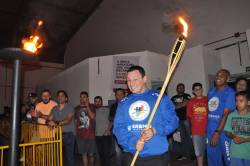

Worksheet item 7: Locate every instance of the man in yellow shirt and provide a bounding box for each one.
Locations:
[32,89,57,139]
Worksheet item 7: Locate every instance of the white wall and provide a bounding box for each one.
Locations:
[201,28,250,76]
[0,61,64,113]
[64,0,250,68]
[219,41,250,74]
[146,51,168,89]
[23,62,64,98]
[88,51,153,105]
[39,60,89,107]
[247,29,250,63]
[203,47,221,90]
[89,56,113,105]
[41,46,226,105]
[168,45,208,97]
[40,51,169,106]
[89,51,168,104]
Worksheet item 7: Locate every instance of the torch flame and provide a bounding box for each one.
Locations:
[38,20,43,27]
[21,20,44,54]
[22,35,43,54]
[178,17,188,37]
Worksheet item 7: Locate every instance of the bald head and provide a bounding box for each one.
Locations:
[219,69,230,78]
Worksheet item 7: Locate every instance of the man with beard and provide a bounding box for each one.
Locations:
[207,69,235,166]
[33,89,57,124]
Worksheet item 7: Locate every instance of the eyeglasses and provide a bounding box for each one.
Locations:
[193,88,202,91]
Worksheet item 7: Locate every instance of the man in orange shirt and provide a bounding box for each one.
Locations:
[32,89,57,139]
[34,89,57,124]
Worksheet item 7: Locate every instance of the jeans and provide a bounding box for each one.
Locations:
[114,136,123,166]
[62,132,75,166]
[95,136,116,166]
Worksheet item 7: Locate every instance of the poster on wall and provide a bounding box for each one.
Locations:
[113,56,139,92]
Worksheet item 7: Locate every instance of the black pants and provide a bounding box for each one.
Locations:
[173,120,194,158]
[95,136,116,166]
[122,152,169,166]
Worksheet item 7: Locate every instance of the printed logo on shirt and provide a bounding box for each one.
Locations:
[208,97,219,112]
[174,97,183,103]
[194,106,207,114]
[208,114,220,120]
[225,141,230,161]
[79,110,89,129]
[127,124,148,131]
[231,117,250,136]
[129,100,150,121]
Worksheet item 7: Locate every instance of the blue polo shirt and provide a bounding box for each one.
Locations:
[207,85,235,134]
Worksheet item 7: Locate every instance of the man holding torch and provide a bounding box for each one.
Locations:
[113,65,179,166]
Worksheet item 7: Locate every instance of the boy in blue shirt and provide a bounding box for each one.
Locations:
[207,69,235,166]
[113,66,179,166]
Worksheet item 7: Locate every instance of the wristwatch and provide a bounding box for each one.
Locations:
[215,129,221,134]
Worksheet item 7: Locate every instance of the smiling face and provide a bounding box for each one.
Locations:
[127,70,147,94]
[215,70,229,87]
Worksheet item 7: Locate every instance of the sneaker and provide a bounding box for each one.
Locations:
[182,156,188,160]
[177,156,187,160]
[177,156,184,160]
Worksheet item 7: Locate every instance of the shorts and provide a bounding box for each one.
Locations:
[192,135,206,157]
[76,137,96,154]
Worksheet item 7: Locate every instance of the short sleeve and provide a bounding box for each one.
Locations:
[224,113,233,133]
[186,100,192,119]
[225,90,236,112]
[109,103,117,122]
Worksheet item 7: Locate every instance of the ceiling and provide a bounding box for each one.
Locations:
[0,0,102,63]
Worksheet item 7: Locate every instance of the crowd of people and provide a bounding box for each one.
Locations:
[0,66,250,166]
[16,88,126,166]
[169,69,250,166]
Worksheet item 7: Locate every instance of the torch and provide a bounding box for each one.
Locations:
[0,20,44,166]
[130,16,189,166]
[22,20,44,54]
